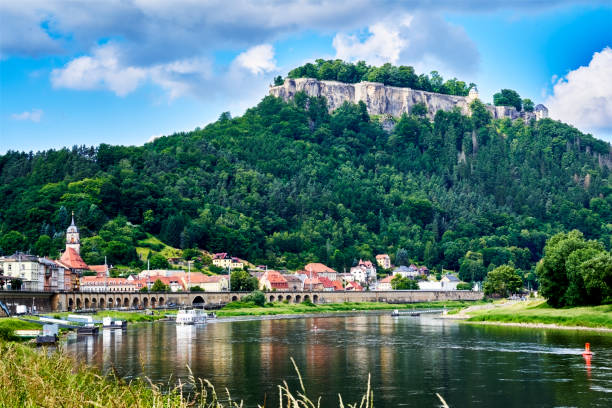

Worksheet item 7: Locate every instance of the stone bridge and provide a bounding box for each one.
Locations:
[0,290,483,314]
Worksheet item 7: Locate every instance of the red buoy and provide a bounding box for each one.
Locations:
[582,342,593,356]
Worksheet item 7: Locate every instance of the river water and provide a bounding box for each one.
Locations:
[64,313,612,407]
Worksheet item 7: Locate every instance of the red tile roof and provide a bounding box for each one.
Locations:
[347,281,363,291]
[318,276,335,288]
[59,248,88,270]
[304,263,336,274]
[88,265,108,273]
[380,275,393,283]
[332,280,344,290]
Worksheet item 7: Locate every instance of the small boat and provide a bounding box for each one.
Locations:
[102,317,127,329]
[391,309,400,317]
[176,309,207,325]
[36,334,58,345]
[77,325,99,335]
[409,312,420,317]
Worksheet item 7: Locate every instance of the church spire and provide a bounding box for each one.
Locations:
[66,211,80,254]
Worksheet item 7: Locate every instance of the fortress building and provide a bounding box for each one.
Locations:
[270,78,548,122]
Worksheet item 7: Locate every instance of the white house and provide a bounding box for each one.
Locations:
[349,259,377,285]
[0,253,44,291]
[441,275,460,291]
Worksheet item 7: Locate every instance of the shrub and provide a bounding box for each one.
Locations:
[242,291,266,306]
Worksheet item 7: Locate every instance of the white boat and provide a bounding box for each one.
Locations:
[175,309,207,325]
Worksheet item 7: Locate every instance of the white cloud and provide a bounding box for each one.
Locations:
[234,44,277,75]
[11,109,43,122]
[51,44,212,99]
[50,44,147,96]
[332,13,479,76]
[546,47,612,135]
[334,22,406,66]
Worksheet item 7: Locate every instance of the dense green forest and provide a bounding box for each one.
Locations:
[1,92,611,286]
[283,59,475,96]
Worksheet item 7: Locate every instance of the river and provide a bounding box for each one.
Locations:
[64,313,612,407]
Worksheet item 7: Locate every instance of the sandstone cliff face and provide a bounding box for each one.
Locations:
[270,78,545,122]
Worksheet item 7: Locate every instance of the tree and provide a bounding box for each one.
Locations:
[391,274,418,290]
[231,269,258,291]
[395,248,409,266]
[242,290,266,306]
[182,248,200,260]
[139,286,149,293]
[483,265,523,297]
[458,252,487,282]
[150,279,169,292]
[522,98,534,112]
[493,89,522,111]
[149,253,170,269]
[581,252,612,305]
[470,99,491,129]
[0,231,27,255]
[273,76,284,86]
[411,103,427,117]
[34,235,53,256]
[536,230,604,307]
[190,285,204,292]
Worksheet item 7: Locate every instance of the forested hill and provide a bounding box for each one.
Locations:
[1,94,611,283]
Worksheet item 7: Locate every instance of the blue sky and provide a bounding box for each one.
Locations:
[1,1,611,153]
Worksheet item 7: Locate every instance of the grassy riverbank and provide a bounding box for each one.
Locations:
[0,318,42,340]
[217,300,482,317]
[463,300,612,330]
[47,310,169,322]
[0,339,371,407]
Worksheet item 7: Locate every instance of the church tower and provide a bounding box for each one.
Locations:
[66,211,81,254]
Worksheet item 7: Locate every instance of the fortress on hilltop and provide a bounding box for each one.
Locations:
[269,78,548,122]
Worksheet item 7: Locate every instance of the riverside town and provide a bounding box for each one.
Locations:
[1,2,611,407]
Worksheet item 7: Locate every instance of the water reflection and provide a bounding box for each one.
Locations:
[64,315,612,408]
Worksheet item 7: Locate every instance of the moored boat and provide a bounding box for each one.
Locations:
[176,309,207,325]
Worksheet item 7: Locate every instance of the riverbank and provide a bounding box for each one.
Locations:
[0,339,368,407]
[217,300,482,317]
[453,300,612,331]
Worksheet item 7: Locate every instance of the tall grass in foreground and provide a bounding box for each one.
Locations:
[0,340,373,408]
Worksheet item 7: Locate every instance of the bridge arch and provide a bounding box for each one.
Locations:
[295,295,301,303]
[76,298,82,309]
[98,298,105,309]
[313,295,318,303]
[123,297,129,307]
[277,295,283,302]
[115,297,121,307]
[303,295,310,303]
[132,298,139,308]
[142,297,149,308]
[269,295,275,302]
[150,297,157,308]
[158,297,165,306]
[192,295,205,307]
[231,296,238,302]
[84,298,90,309]
[286,295,292,303]
[68,298,74,311]
[107,298,113,308]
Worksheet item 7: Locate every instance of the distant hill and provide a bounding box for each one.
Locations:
[1,90,611,284]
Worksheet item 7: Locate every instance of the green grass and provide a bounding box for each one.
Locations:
[0,318,42,340]
[0,340,372,407]
[217,300,482,317]
[46,310,168,323]
[466,300,612,329]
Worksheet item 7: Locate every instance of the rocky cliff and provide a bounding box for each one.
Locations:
[269,78,548,121]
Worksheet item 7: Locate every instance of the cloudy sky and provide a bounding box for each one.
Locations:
[1,1,611,152]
